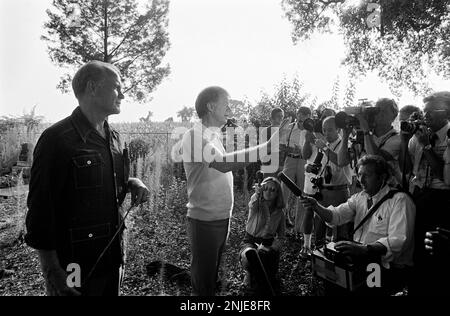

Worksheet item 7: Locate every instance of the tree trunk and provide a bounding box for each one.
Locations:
[103,0,109,62]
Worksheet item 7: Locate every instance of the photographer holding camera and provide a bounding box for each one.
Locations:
[279,107,311,229]
[300,155,416,295]
[398,106,422,192]
[301,116,353,253]
[404,91,450,296]
[355,98,403,187]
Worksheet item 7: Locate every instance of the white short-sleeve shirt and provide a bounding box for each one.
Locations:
[182,123,234,221]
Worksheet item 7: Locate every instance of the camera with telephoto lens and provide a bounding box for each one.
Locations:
[335,100,380,130]
[302,108,333,134]
[400,111,426,134]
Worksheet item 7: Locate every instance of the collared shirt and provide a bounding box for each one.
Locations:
[182,123,234,221]
[304,135,353,194]
[25,107,129,276]
[409,122,450,190]
[246,193,285,239]
[373,128,402,184]
[328,185,416,268]
[321,136,353,187]
[280,122,306,154]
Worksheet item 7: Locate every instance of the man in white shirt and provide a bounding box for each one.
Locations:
[302,117,354,252]
[181,86,288,296]
[405,91,450,296]
[279,107,310,231]
[300,155,416,295]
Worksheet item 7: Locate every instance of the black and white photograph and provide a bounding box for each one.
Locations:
[1,0,450,303]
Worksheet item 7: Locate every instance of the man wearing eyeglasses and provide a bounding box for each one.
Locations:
[405,91,450,296]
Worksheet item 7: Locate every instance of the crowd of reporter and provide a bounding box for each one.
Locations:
[246,91,450,296]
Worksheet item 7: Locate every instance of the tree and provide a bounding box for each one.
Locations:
[249,76,311,127]
[228,99,253,123]
[281,0,449,97]
[177,106,195,122]
[41,0,171,102]
[0,105,45,135]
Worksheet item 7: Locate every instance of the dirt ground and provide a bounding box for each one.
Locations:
[0,193,321,296]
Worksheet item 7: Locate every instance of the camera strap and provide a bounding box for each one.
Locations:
[286,123,296,149]
[377,129,398,150]
[351,189,401,236]
[319,139,342,177]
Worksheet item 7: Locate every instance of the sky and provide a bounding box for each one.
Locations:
[0,0,446,123]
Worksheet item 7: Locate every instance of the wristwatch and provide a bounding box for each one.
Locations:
[424,144,432,151]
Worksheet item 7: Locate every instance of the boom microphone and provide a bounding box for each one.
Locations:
[278,171,304,198]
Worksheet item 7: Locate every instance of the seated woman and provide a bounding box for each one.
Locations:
[239,177,286,295]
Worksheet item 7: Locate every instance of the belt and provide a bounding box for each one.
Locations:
[287,153,302,159]
[322,184,349,191]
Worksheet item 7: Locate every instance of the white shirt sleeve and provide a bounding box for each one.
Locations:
[375,193,416,266]
[328,194,357,226]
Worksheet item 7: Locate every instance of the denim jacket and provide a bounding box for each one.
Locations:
[25,107,130,277]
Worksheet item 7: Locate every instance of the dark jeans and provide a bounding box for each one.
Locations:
[409,187,450,296]
[187,217,229,296]
[78,266,123,296]
[240,234,280,293]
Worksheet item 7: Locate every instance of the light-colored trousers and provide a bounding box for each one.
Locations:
[280,156,306,233]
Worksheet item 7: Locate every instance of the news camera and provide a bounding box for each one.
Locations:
[335,100,380,131]
[400,111,426,134]
[302,108,334,134]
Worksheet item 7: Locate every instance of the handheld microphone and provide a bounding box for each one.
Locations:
[278,171,304,198]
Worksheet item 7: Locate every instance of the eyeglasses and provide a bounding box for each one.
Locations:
[263,187,277,193]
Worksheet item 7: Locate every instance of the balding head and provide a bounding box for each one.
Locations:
[72,61,121,99]
[322,116,339,143]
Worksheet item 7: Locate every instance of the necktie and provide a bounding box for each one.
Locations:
[367,197,373,210]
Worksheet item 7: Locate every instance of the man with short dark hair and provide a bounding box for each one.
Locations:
[25,61,149,296]
[399,105,421,122]
[300,155,415,295]
[182,86,288,296]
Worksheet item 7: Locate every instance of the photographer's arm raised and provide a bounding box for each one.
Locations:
[315,139,341,166]
[357,115,396,161]
[337,129,352,167]
[302,131,315,160]
[399,132,413,174]
[416,128,445,180]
